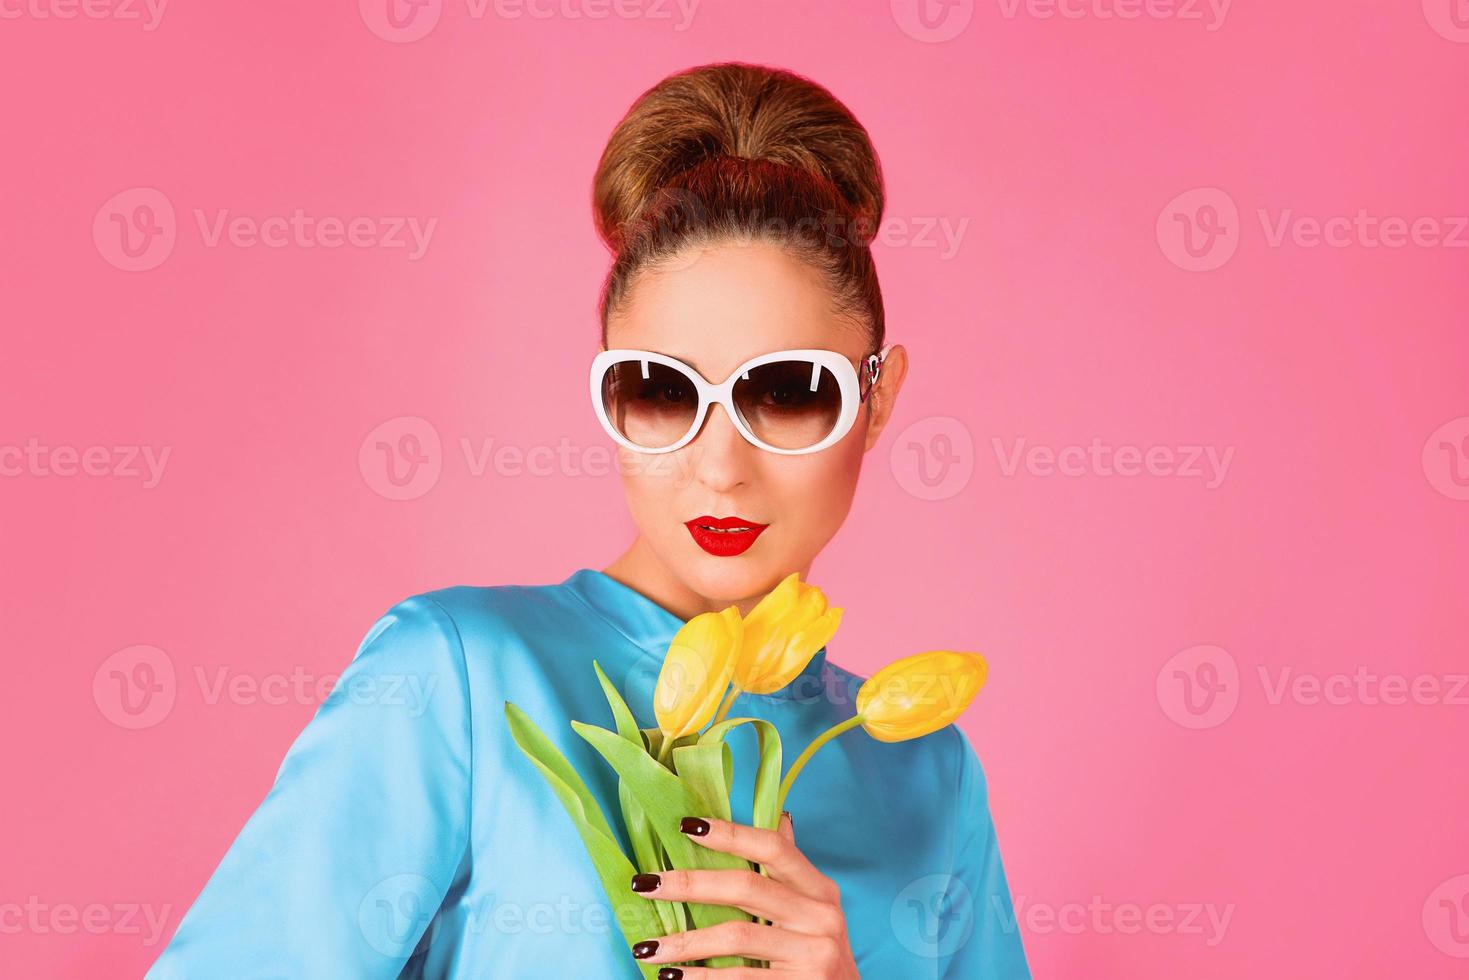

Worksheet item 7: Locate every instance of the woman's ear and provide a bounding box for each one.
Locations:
[862,343,908,452]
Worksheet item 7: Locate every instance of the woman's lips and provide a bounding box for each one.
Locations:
[684,515,769,557]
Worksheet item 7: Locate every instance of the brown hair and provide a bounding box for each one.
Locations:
[592,62,886,348]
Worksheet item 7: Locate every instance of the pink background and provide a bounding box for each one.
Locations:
[4,2,1467,977]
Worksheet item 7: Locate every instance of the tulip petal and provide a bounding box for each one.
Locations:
[856,651,989,742]
[654,607,742,740]
[735,577,843,695]
[791,583,828,620]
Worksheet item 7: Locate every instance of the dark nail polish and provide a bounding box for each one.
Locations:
[657,969,684,980]
[782,809,794,831]
[632,939,659,959]
[630,873,661,893]
[680,816,710,836]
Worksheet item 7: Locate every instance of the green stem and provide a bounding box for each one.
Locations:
[654,735,674,767]
[709,683,742,728]
[777,713,866,811]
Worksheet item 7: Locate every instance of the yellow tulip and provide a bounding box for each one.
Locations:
[778,649,989,808]
[734,572,844,696]
[855,651,989,742]
[653,605,742,751]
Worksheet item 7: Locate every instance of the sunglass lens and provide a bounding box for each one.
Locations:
[731,359,844,451]
[599,358,699,450]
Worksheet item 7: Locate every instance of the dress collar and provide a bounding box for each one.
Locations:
[560,567,829,703]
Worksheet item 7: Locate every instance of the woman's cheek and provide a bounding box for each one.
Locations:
[769,453,863,562]
[620,470,676,539]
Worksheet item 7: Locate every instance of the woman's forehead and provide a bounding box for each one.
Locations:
[605,242,866,368]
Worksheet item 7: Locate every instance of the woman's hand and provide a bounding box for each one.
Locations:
[626,812,861,978]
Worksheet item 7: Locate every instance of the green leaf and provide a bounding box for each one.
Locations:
[698,716,784,951]
[504,702,662,978]
[593,660,640,742]
[672,742,733,822]
[573,720,757,968]
[699,716,784,832]
[593,661,683,937]
[616,781,681,935]
[640,726,698,769]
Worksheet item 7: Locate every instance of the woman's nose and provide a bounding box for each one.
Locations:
[684,402,756,492]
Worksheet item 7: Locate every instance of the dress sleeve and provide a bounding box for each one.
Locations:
[145,594,474,979]
[940,726,1032,979]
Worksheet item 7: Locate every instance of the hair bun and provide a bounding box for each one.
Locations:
[593,62,885,253]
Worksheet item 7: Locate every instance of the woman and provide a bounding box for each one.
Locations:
[147,62,1030,978]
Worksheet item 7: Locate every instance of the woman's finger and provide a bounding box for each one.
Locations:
[629,918,818,966]
[678,815,838,905]
[630,868,839,936]
[638,969,794,979]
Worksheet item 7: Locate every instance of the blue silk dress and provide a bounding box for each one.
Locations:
[146,568,1030,978]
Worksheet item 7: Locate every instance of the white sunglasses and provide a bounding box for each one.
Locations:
[590,345,892,455]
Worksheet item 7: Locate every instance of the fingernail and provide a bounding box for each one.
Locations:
[632,939,659,959]
[680,816,710,836]
[657,969,684,980]
[630,873,661,893]
[782,809,794,831]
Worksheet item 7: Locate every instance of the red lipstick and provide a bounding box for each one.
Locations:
[684,515,769,557]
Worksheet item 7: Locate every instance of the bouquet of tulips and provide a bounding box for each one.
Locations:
[502,572,989,975]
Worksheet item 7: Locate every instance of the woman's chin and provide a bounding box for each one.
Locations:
[676,551,791,603]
